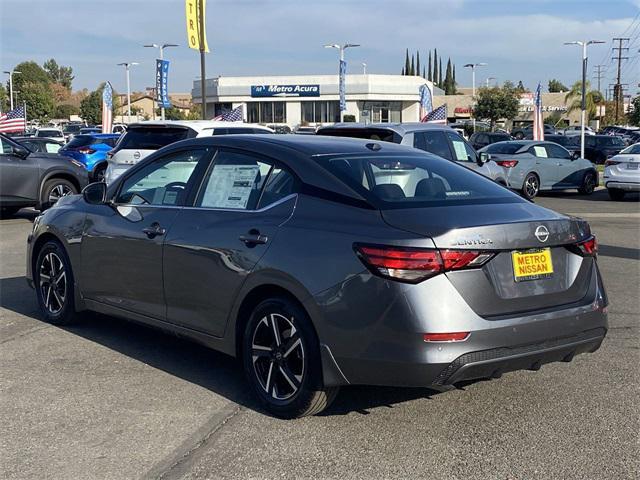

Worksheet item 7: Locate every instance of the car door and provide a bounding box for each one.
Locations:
[544,143,576,186]
[0,136,40,205]
[163,148,297,337]
[526,145,558,188]
[79,147,212,319]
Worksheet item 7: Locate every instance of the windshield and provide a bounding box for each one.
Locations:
[317,153,522,209]
[118,127,193,150]
[37,130,62,137]
[485,143,525,154]
[621,144,640,154]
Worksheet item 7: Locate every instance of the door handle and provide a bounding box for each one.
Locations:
[239,229,268,246]
[142,222,166,239]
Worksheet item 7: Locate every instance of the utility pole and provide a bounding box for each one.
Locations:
[198,0,206,119]
[612,37,629,123]
[593,64,605,95]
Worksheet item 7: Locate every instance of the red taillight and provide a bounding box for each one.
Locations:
[77,147,96,154]
[424,332,470,342]
[355,245,493,283]
[576,236,597,257]
[604,160,620,167]
[496,160,519,168]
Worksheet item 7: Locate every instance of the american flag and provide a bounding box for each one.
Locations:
[212,105,243,122]
[102,82,113,134]
[532,82,544,141]
[0,106,26,133]
[421,104,447,124]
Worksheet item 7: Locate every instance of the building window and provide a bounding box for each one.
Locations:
[360,101,402,123]
[301,101,340,124]
[246,102,286,124]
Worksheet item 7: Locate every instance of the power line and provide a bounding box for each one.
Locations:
[593,64,606,94]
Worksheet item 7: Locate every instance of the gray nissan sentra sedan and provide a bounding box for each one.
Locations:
[26,135,608,418]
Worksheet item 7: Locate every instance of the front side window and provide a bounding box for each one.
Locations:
[446,131,476,162]
[415,131,453,161]
[116,149,208,206]
[544,143,571,159]
[320,153,521,208]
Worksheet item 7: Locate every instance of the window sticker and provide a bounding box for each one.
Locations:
[451,140,468,161]
[533,146,548,158]
[202,164,260,209]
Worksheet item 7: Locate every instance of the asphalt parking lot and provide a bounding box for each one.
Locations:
[1,189,638,480]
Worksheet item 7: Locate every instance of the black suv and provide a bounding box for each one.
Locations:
[0,133,88,216]
[584,135,626,164]
[469,132,512,150]
[511,124,557,139]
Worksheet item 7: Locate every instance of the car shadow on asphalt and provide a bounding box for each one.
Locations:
[537,190,640,202]
[0,275,456,418]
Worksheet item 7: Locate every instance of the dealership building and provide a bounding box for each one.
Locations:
[192,74,440,127]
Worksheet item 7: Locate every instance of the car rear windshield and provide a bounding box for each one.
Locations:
[317,153,521,209]
[65,135,95,148]
[485,143,525,154]
[317,128,400,144]
[621,144,640,154]
[117,127,194,150]
[599,136,625,147]
[37,130,61,137]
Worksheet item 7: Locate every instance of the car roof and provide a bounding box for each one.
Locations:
[126,120,273,133]
[318,122,454,135]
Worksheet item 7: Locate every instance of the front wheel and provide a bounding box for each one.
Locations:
[608,188,625,201]
[34,240,81,325]
[242,297,338,418]
[578,172,596,195]
[93,164,107,183]
[40,178,77,210]
[521,173,540,200]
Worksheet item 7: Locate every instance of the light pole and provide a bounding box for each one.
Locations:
[117,62,139,124]
[143,43,178,120]
[485,76,496,87]
[3,70,21,110]
[362,62,367,74]
[463,63,487,132]
[324,43,360,122]
[564,40,605,159]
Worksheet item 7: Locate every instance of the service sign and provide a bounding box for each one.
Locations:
[251,84,320,98]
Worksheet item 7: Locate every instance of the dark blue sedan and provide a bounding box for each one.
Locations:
[58,133,120,181]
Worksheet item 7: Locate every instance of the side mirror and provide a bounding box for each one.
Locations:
[82,182,107,205]
[13,145,30,158]
[571,152,579,160]
[478,152,490,165]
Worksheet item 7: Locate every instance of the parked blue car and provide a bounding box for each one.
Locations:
[58,134,120,181]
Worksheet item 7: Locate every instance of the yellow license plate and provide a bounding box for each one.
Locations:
[512,248,553,282]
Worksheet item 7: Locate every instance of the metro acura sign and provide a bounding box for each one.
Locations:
[251,84,320,97]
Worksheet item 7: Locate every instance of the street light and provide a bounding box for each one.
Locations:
[324,43,360,122]
[463,62,487,132]
[117,62,139,124]
[3,70,21,110]
[564,40,605,159]
[143,43,178,120]
[362,62,367,75]
[485,76,496,87]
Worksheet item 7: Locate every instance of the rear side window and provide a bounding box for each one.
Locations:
[486,143,524,154]
[544,143,571,159]
[320,153,520,208]
[489,134,510,144]
[66,135,95,148]
[414,131,453,161]
[257,168,296,209]
[118,127,194,150]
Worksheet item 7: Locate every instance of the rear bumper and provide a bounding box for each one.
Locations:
[604,180,640,191]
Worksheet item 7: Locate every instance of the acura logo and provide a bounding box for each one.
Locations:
[535,225,550,243]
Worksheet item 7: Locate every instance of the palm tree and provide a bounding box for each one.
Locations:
[565,80,603,120]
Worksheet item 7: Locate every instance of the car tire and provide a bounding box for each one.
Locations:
[242,297,339,419]
[521,173,540,200]
[0,206,20,218]
[93,164,107,183]
[608,188,626,201]
[40,178,78,210]
[34,240,81,325]
[578,172,596,195]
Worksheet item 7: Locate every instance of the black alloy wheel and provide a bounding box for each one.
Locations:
[579,172,596,195]
[522,173,540,200]
[243,297,338,418]
[41,178,77,210]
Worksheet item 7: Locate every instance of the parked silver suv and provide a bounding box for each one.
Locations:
[316,123,509,186]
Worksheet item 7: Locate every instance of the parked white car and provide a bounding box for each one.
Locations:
[562,125,595,136]
[603,143,640,200]
[104,121,274,184]
[35,128,65,142]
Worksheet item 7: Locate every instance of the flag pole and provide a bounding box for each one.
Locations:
[198,0,206,119]
[23,100,27,133]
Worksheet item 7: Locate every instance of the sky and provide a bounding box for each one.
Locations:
[1,0,639,97]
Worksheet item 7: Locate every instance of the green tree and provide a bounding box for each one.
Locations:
[473,83,520,130]
[433,49,438,85]
[404,49,410,76]
[564,80,603,121]
[187,104,201,120]
[43,58,74,90]
[79,84,106,125]
[158,106,187,120]
[444,58,455,95]
[0,84,8,112]
[410,54,415,76]
[438,58,443,86]
[427,51,432,82]
[20,82,55,121]
[53,104,80,119]
[626,96,640,126]
[416,51,420,79]
[548,78,568,93]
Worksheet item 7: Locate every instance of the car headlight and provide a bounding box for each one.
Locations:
[70,159,85,169]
